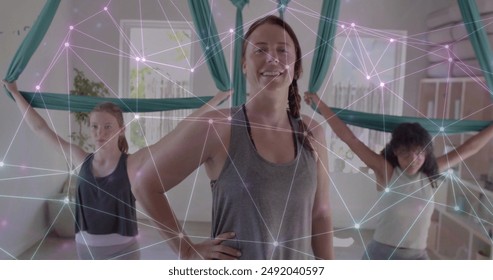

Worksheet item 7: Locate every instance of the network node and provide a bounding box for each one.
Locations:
[134,114,140,120]
[0,162,4,167]
[63,197,70,204]
[285,65,290,69]
[208,119,214,124]
[439,127,445,132]
[64,42,69,47]
[190,68,195,73]
[178,233,184,239]
[70,170,75,175]
[135,57,141,62]
[366,75,370,80]
[380,82,385,87]
[390,38,394,42]
[35,85,41,90]
[454,205,459,211]
[229,28,234,33]
[447,169,453,175]
[103,7,108,11]
[273,241,278,247]
[341,24,345,29]
[69,26,74,30]
[351,23,356,27]
[448,57,453,63]
[227,116,232,121]
[384,188,390,193]
[445,45,449,49]
[354,223,360,229]
[141,57,146,62]
[303,131,308,137]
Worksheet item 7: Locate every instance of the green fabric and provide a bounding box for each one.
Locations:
[10,90,213,113]
[230,0,248,106]
[308,0,340,93]
[2,0,491,134]
[330,107,490,134]
[5,0,61,83]
[457,0,493,99]
[188,0,231,92]
[277,0,290,19]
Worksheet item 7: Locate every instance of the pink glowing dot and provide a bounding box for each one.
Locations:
[135,57,141,62]
[141,57,146,62]
[445,45,449,49]
[208,119,214,124]
[341,24,345,28]
[0,161,4,167]
[104,7,108,11]
[35,85,41,90]
[227,116,232,121]
[229,28,234,33]
[190,68,195,73]
[351,23,356,27]
[448,58,453,62]
[380,82,385,87]
[69,26,74,30]
[390,38,394,42]
[64,42,69,47]
[366,75,370,80]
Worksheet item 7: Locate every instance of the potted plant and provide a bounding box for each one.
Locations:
[48,68,109,237]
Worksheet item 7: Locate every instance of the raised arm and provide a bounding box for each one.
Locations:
[2,80,87,167]
[304,92,392,190]
[304,116,334,259]
[436,122,493,173]
[129,109,240,259]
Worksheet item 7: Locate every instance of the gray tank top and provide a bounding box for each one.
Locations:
[211,106,317,259]
[75,153,138,236]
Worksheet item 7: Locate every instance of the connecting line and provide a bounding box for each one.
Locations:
[6,1,493,260]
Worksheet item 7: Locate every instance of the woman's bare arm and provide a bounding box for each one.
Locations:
[437,123,493,172]
[304,92,392,190]
[2,80,87,167]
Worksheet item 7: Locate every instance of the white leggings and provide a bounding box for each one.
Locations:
[76,239,140,260]
[362,240,429,260]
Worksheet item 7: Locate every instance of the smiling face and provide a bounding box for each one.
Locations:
[89,111,123,150]
[242,22,298,95]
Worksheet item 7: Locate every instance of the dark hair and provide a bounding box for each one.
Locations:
[242,15,313,152]
[91,102,129,153]
[381,123,439,187]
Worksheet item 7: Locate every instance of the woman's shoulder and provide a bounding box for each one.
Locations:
[301,115,323,138]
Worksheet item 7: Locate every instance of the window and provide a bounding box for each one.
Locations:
[326,29,407,172]
[120,20,194,152]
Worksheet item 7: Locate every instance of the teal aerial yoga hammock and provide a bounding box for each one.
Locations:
[230,0,248,106]
[3,0,215,113]
[3,0,491,132]
[305,0,491,134]
[458,0,493,98]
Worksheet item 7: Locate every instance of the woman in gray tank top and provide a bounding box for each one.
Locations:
[304,92,493,259]
[3,80,229,259]
[132,16,334,260]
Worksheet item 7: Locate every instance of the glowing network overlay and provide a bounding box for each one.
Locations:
[0,0,492,260]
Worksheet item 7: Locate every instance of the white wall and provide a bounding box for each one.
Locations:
[0,0,458,258]
[0,0,74,259]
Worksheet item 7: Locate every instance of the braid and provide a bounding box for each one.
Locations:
[288,80,313,152]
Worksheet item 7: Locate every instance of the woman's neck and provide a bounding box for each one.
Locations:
[245,99,289,128]
[93,146,122,161]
